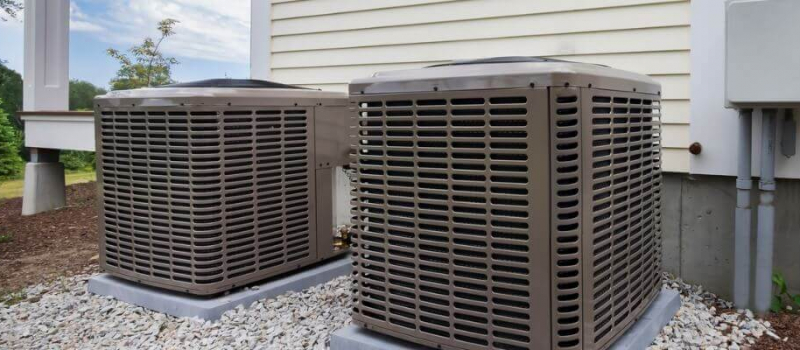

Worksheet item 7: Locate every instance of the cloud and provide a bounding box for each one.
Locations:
[70,1,104,32]
[80,0,251,64]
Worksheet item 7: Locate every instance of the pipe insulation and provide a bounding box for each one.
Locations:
[734,109,753,309]
[754,108,777,315]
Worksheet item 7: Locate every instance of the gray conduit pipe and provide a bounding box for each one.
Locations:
[734,109,753,309]
[755,108,777,315]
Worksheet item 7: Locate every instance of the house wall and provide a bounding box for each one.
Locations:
[267,0,692,172]
[661,173,800,298]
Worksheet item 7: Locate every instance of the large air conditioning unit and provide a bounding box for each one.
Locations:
[94,79,351,295]
[349,57,663,350]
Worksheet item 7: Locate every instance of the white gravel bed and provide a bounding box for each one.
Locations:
[1,271,779,350]
[649,273,777,350]
[1,274,353,349]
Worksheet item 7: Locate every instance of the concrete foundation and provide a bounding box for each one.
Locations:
[87,255,353,321]
[661,173,800,300]
[21,161,66,216]
[331,289,680,350]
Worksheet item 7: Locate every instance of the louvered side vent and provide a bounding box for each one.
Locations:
[550,87,584,350]
[98,108,315,293]
[583,91,663,349]
[351,90,551,350]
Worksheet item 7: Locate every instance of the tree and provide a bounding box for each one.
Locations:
[0,61,22,127]
[107,19,180,90]
[69,80,107,111]
[66,80,105,171]
[0,98,23,179]
[0,0,22,21]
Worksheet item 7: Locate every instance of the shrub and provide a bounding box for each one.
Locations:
[0,99,23,180]
[60,150,96,171]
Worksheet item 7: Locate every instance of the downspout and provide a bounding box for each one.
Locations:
[734,109,752,309]
[754,108,777,315]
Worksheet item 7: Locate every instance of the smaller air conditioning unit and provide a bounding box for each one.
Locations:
[94,79,352,295]
[349,57,663,350]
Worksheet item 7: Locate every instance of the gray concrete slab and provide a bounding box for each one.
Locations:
[609,288,681,350]
[88,255,352,321]
[660,173,800,300]
[331,288,680,350]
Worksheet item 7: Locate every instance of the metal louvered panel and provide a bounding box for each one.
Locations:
[351,89,552,350]
[97,107,317,295]
[349,58,664,350]
[581,90,663,349]
[550,87,584,350]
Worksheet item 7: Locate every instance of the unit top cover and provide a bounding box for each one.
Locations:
[96,79,347,107]
[350,56,660,95]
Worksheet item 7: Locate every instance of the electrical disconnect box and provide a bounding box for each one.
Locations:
[726,0,800,107]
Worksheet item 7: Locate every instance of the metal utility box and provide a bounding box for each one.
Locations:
[349,57,663,350]
[94,79,351,295]
[726,0,800,107]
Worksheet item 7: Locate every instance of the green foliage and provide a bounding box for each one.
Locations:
[0,61,23,127]
[107,19,180,90]
[1,289,26,306]
[0,99,23,180]
[61,150,95,171]
[69,80,107,111]
[0,234,11,244]
[772,271,800,313]
[0,0,22,21]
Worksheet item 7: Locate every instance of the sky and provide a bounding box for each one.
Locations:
[0,0,251,89]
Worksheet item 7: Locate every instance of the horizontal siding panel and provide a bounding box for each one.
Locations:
[273,2,689,52]
[272,26,690,68]
[272,52,689,84]
[661,100,690,124]
[662,124,690,148]
[271,0,691,173]
[272,0,456,20]
[299,83,348,92]
[662,148,689,173]
[272,0,686,36]
[296,82,689,102]
[651,74,689,100]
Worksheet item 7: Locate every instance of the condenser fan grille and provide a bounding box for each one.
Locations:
[351,85,662,350]
[352,89,552,350]
[97,107,315,293]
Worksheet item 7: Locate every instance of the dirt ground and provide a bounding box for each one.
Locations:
[0,182,99,294]
[754,312,800,349]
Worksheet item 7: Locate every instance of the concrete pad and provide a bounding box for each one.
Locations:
[609,288,681,350]
[88,255,352,321]
[331,288,681,350]
[21,162,66,216]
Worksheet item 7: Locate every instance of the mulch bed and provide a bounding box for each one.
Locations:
[755,312,800,349]
[0,182,99,293]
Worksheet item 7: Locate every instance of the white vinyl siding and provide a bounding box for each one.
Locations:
[268,0,691,172]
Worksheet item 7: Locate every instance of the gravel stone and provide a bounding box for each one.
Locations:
[0,274,353,349]
[648,273,774,350]
[1,271,775,349]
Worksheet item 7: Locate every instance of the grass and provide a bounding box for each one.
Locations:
[0,289,27,306]
[0,170,96,200]
[0,234,11,244]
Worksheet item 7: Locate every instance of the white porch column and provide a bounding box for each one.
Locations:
[21,0,70,216]
[23,0,69,110]
[250,0,272,80]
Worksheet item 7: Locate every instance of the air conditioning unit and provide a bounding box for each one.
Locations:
[94,79,351,295]
[349,57,663,350]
